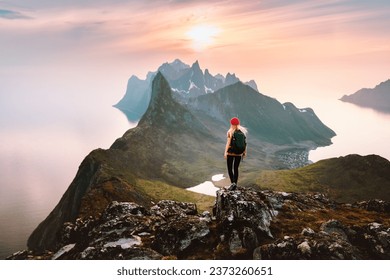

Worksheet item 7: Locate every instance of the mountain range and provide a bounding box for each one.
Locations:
[115,60,336,165]
[21,60,390,259]
[340,79,390,113]
[115,59,257,121]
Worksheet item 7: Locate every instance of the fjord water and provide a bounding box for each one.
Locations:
[0,105,133,259]
[307,98,390,162]
[0,94,389,259]
[0,68,133,259]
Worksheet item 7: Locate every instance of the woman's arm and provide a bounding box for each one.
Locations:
[243,145,247,157]
[224,132,231,158]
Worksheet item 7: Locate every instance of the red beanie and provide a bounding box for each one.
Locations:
[230,117,240,125]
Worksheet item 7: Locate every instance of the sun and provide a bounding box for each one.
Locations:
[186,24,221,51]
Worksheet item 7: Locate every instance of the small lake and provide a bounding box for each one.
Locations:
[186,174,226,197]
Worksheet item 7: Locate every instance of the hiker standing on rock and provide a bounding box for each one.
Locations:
[224,117,247,190]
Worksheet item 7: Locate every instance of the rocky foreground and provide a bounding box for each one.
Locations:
[8,187,390,260]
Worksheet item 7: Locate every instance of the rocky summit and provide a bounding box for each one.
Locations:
[9,187,390,260]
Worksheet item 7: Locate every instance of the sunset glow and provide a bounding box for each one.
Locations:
[0,0,389,99]
[186,24,221,51]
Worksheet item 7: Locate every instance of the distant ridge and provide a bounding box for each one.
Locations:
[189,81,335,146]
[340,79,390,113]
[114,59,258,121]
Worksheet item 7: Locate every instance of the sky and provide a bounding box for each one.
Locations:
[1,0,389,107]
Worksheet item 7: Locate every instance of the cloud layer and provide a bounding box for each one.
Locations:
[0,9,30,19]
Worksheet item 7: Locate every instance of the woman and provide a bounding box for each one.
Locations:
[224,117,247,190]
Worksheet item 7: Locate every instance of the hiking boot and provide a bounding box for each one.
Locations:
[228,183,237,191]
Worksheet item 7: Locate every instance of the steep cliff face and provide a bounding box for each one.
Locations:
[113,75,152,121]
[27,148,153,252]
[27,150,107,251]
[12,188,390,260]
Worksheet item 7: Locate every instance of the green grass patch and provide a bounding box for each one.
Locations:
[257,169,325,193]
[256,155,390,203]
[136,179,216,213]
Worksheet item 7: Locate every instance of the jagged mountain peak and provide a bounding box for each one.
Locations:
[190,60,203,73]
[158,60,189,81]
[138,72,177,127]
[225,72,240,86]
[171,58,190,70]
[246,79,259,92]
[128,74,140,81]
[138,72,208,134]
[192,60,200,67]
[160,58,190,70]
[146,72,168,106]
[114,59,261,121]
[189,60,204,77]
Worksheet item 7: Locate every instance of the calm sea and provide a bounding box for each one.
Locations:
[0,97,389,259]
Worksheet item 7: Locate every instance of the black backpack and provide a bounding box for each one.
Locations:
[229,130,246,154]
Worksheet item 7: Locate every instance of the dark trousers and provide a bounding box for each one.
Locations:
[227,155,242,184]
